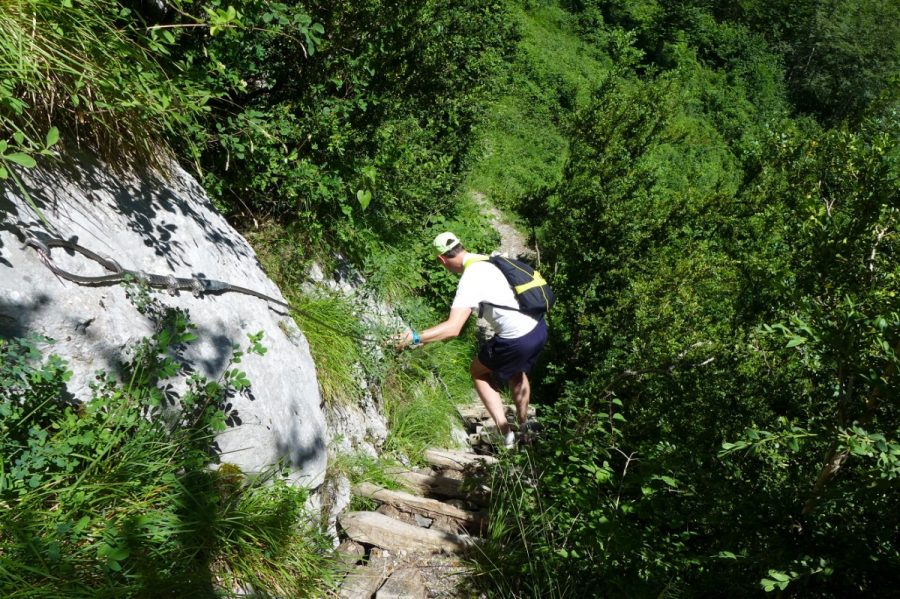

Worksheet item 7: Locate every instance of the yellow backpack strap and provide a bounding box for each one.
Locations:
[514,271,547,294]
[463,254,489,269]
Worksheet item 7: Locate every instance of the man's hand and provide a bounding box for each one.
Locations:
[390,329,417,350]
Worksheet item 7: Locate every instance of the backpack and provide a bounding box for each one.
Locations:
[464,254,555,317]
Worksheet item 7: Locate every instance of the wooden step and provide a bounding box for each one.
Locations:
[353,482,485,526]
[339,511,473,555]
[336,538,365,566]
[424,449,497,471]
[390,469,490,505]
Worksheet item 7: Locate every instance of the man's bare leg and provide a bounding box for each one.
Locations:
[470,357,511,435]
[509,372,530,425]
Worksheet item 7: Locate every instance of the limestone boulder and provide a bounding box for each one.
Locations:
[0,156,326,487]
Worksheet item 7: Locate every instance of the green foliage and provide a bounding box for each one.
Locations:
[170,0,515,255]
[574,0,898,124]
[466,2,609,210]
[331,452,405,491]
[1,0,513,262]
[290,292,371,406]
[475,3,899,596]
[0,0,215,165]
[473,453,571,599]
[247,222,375,406]
[2,0,896,595]
[720,0,899,124]
[0,127,58,182]
[0,318,335,597]
[382,338,474,462]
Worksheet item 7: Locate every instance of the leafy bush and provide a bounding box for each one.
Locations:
[0,312,335,597]
[168,0,515,256]
[476,5,898,595]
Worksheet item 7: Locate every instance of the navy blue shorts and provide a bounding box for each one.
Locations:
[477,318,548,381]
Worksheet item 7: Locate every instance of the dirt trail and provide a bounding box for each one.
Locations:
[470,191,535,260]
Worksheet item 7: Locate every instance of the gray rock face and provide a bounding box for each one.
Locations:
[0,156,326,487]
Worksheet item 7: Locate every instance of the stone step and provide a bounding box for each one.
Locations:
[336,538,366,566]
[424,449,497,472]
[338,564,386,599]
[457,403,536,424]
[469,423,529,450]
[390,469,491,506]
[353,482,486,528]
[339,511,474,555]
[376,568,427,599]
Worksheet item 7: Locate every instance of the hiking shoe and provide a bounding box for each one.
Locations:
[484,429,516,449]
[518,420,542,444]
[519,419,542,434]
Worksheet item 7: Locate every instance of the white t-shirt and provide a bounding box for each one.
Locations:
[451,253,540,339]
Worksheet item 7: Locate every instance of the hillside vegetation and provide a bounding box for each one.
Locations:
[1,0,897,596]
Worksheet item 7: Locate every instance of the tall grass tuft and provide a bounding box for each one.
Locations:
[382,337,474,460]
[0,0,211,164]
[247,222,374,406]
[330,452,406,491]
[471,450,573,599]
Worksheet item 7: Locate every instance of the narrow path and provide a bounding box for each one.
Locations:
[470,191,535,261]
[332,190,538,598]
[334,404,535,598]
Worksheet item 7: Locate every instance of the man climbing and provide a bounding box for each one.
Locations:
[395,232,548,448]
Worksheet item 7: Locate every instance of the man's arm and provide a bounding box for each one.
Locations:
[397,307,472,348]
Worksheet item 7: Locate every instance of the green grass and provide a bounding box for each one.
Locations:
[0,0,210,166]
[330,452,410,511]
[330,452,407,490]
[247,221,377,406]
[514,4,611,108]
[470,450,571,599]
[289,292,373,406]
[466,94,569,209]
[465,2,610,209]
[0,336,337,598]
[381,337,475,461]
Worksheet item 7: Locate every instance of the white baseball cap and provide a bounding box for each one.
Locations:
[433,231,461,255]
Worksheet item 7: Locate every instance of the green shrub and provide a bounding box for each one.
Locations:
[173,0,515,253]
[0,314,336,597]
[488,31,899,598]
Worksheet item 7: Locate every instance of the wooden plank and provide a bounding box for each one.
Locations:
[424,449,497,471]
[339,565,386,599]
[338,511,473,555]
[353,483,482,524]
[391,469,464,497]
